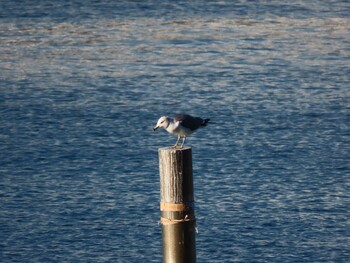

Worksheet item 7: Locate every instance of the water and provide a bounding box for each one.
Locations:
[1,1,349,262]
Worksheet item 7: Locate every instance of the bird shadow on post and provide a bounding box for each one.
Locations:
[158,147,196,263]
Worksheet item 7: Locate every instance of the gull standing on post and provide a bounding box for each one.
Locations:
[153,114,210,148]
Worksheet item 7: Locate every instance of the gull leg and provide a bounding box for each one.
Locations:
[180,135,186,148]
[172,135,181,148]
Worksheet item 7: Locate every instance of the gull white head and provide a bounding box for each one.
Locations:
[153,116,170,131]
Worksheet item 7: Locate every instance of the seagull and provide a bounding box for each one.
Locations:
[153,114,210,148]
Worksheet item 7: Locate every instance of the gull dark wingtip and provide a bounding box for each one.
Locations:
[201,118,210,126]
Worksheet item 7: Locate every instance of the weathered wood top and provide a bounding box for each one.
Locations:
[158,146,193,203]
[158,146,191,152]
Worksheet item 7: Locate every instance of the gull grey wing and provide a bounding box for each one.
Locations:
[174,114,203,131]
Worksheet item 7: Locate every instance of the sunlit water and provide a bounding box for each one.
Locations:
[1,1,349,262]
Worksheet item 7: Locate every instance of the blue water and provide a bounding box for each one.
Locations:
[1,1,349,262]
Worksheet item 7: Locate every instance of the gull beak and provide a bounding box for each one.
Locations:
[153,126,159,131]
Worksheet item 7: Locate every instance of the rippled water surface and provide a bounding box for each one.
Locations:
[1,1,349,262]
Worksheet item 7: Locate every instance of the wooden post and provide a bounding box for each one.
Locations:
[158,147,196,263]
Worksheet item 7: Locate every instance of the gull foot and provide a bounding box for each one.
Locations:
[170,145,183,149]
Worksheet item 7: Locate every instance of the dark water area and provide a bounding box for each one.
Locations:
[1,1,349,262]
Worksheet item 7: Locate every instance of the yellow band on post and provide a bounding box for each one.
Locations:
[160,202,192,212]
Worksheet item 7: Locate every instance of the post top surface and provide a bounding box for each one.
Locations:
[158,146,192,152]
